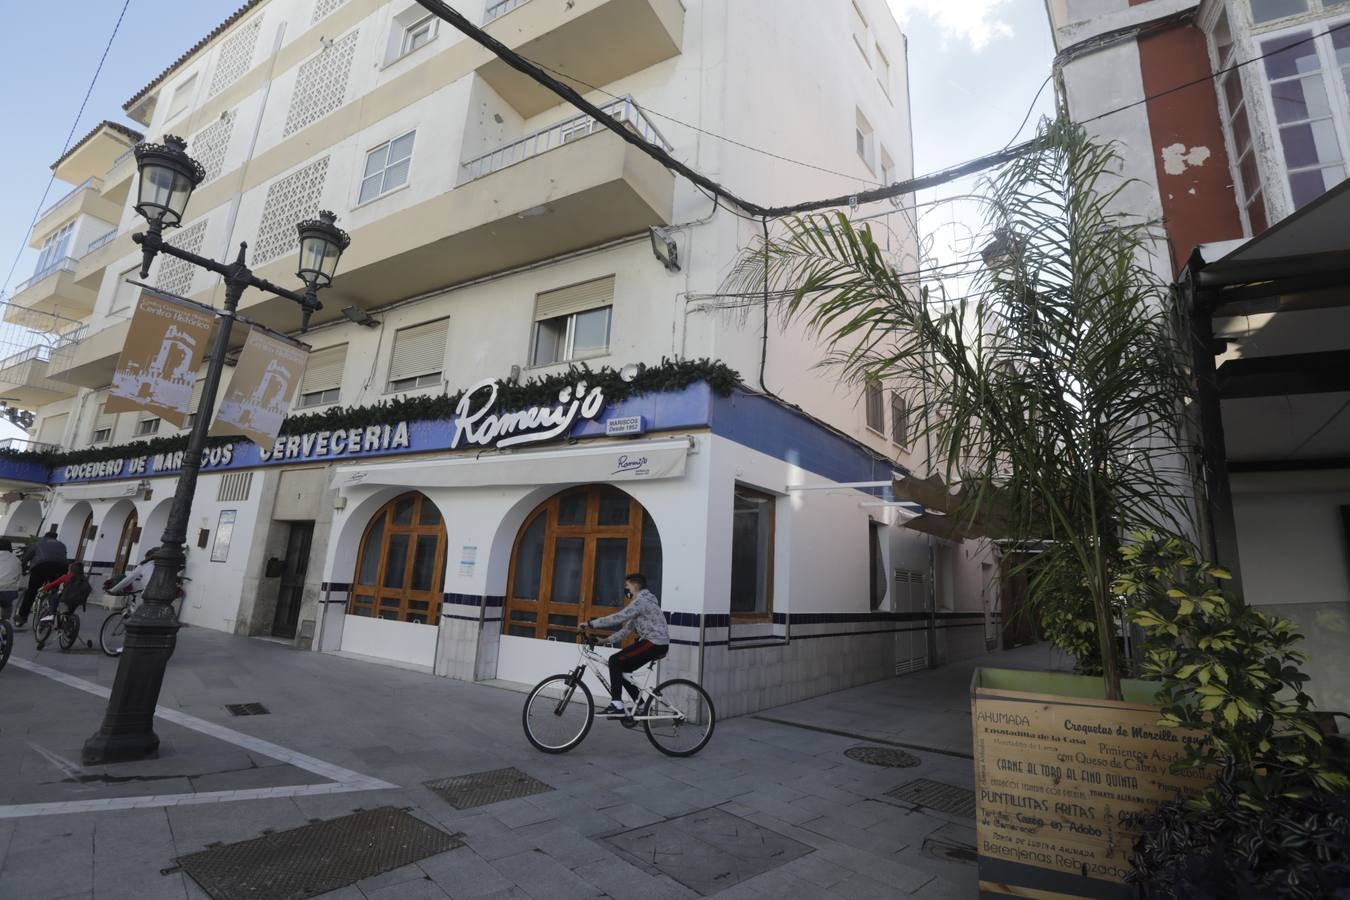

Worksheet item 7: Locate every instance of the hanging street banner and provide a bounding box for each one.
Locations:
[212,327,309,446]
[105,291,215,427]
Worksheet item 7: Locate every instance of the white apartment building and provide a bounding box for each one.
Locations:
[0,0,1001,714]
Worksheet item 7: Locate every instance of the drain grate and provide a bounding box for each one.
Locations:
[177,806,460,900]
[225,703,269,717]
[845,745,920,768]
[424,767,553,810]
[884,778,976,817]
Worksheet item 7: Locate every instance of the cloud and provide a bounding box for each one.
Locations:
[885,0,1015,51]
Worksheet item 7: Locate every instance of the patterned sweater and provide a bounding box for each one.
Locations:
[590,590,669,646]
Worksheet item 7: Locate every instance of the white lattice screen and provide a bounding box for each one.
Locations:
[156,218,209,298]
[312,0,349,24]
[193,110,237,182]
[283,30,359,137]
[209,16,263,97]
[253,156,330,264]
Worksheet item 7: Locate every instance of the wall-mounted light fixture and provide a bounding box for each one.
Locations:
[649,226,680,272]
[342,306,380,328]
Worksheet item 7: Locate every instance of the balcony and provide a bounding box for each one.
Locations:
[30,178,122,247]
[3,257,97,328]
[480,0,684,117]
[236,102,676,332]
[46,321,129,390]
[0,346,78,407]
[101,146,138,207]
[74,226,125,291]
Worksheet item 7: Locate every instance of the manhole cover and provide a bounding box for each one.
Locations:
[845,745,920,768]
[178,806,460,900]
[225,703,269,716]
[605,807,811,895]
[425,767,553,810]
[923,836,978,864]
[884,778,976,817]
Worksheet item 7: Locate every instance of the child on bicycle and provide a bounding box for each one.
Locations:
[582,573,669,718]
[36,562,91,624]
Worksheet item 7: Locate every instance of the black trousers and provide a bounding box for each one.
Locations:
[608,640,668,701]
[19,561,66,620]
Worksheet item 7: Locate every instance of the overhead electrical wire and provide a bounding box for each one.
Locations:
[1,0,133,298]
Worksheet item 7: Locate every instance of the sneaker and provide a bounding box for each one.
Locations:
[38,614,54,625]
[602,701,630,717]
[12,618,25,630]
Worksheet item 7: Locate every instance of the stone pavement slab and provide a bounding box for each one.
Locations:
[0,626,993,898]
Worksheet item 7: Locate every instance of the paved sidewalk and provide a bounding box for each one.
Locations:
[0,625,1040,899]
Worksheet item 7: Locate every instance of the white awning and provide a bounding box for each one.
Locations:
[331,437,693,490]
[57,481,143,502]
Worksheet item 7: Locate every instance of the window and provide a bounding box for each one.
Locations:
[386,318,447,392]
[877,44,892,98]
[167,73,197,120]
[401,13,436,56]
[890,391,908,446]
[136,417,162,436]
[185,379,205,429]
[504,485,663,642]
[865,381,884,433]
[1251,0,1308,24]
[730,486,775,617]
[34,223,75,276]
[531,276,615,366]
[880,147,895,186]
[856,110,875,171]
[298,344,346,408]
[1211,11,1268,233]
[851,1,870,64]
[91,402,116,445]
[358,131,415,204]
[35,413,67,447]
[348,492,446,624]
[111,267,141,314]
[1259,28,1350,210]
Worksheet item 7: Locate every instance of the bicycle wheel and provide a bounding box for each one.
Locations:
[32,597,53,648]
[58,613,80,651]
[0,620,11,672]
[522,674,594,754]
[100,610,127,656]
[643,679,716,757]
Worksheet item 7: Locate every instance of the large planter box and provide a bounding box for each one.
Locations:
[972,668,1209,899]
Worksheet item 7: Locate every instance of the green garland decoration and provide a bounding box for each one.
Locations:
[10,358,740,469]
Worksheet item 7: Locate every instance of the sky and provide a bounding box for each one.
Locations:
[0,0,1057,342]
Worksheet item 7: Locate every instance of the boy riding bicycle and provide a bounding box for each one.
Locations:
[582,573,668,718]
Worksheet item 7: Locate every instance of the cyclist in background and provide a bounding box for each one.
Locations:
[36,562,91,626]
[16,527,67,628]
[108,552,157,596]
[0,539,22,621]
[583,573,669,718]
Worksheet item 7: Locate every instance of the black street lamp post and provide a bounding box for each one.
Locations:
[83,136,350,764]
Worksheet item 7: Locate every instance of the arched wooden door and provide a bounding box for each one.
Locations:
[505,484,663,642]
[74,511,94,563]
[113,508,139,574]
[348,492,445,625]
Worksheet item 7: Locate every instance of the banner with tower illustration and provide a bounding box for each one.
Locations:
[211,326,309,446]
[106,291,215,427]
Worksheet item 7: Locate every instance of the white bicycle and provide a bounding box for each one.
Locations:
[522,630,716,757]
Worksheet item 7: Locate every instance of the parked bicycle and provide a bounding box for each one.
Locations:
[522,630,715,757]
[100,573,188,657]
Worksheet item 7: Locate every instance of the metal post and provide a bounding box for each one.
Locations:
[82,251,246,764]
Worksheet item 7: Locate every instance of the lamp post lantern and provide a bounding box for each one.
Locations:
[83,136,350,764]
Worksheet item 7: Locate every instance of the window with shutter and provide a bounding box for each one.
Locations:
[865,382,884,434]
[92,401,117,444]
[387,319,447,391]
[36,413,67,448]
[890,391,908,446]
[298,344,347,408]
[531,276,615,366]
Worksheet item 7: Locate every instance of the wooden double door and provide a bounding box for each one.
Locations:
[349,492,446,625]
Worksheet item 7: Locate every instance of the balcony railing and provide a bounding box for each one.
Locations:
[461,96,671,182]
[37,176,103,222]
[0,437,58,454]
[85,228,118,255]
[0,346,53,371]
[484,0,531,23]
[110,146,136,172]
[13,257,78,295]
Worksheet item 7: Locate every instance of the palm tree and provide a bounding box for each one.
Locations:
[726,119,1192,699]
